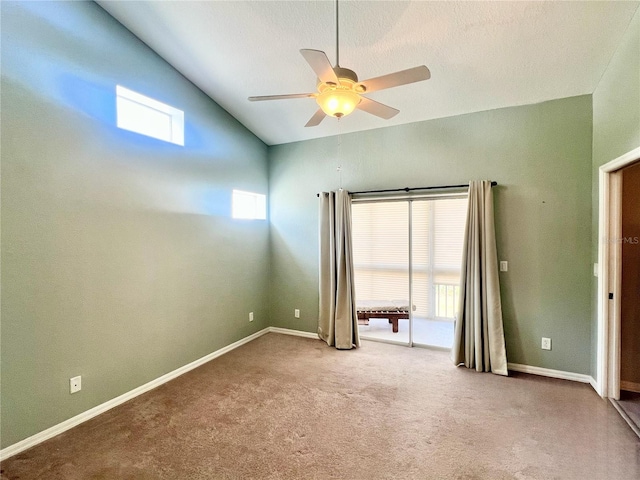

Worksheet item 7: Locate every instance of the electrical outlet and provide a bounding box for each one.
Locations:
[249,312,254,322]
[70,376,82,394]
[541,337,551,351]
[500,261,508,272]
[294,309,300,318]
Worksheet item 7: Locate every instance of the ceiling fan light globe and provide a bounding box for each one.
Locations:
[316,89,360,118]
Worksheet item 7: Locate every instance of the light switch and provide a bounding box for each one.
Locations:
[500,261,508,272]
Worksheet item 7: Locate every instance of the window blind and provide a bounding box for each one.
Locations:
[352,201,409,304]
[412,198,467,320]
[352,197,467,320]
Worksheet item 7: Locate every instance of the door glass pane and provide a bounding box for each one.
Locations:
[411,198,467,348]
[352,201,409,344]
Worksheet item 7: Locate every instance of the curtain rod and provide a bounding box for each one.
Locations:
[316,181,497,197]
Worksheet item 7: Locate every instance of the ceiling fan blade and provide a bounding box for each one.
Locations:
[300,49,339,84]
[305,109,326,127]
[360,66,431,93]
[248,93,315,101]
[357,97,399,120]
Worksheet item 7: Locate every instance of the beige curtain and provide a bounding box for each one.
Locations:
[452,180,508,375]
[318,190,359,349]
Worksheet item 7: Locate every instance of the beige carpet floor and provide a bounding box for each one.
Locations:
[1,333,639,479]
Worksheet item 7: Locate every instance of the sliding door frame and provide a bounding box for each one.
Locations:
[408,200,414,347]
[352,192,467,349]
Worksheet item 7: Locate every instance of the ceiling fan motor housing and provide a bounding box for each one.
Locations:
[333,66,358,83]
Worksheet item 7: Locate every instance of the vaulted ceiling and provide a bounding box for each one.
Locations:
[98,1,639,146]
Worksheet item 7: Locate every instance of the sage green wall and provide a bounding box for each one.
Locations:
[1,2,269,448]
[591,8,640,378]
[269,96,593,375]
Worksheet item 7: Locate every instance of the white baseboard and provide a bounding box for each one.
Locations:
[0,327,271,461]
[508,362,594,384]
[590,376,602,396]
[620,380,640,393]
[268,326,319,339]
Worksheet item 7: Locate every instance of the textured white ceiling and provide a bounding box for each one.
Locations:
[98,1,638,146]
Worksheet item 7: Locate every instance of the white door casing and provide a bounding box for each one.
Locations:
[596,146,640,398]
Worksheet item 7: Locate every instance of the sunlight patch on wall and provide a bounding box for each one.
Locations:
[232,190,266,220]
[116,86,184,146]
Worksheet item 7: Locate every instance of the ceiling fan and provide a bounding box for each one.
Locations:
[248,0,431,127]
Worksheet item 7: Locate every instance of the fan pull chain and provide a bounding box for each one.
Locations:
[337,120,343,190]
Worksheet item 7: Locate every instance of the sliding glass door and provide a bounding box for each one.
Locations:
[352,196,467,348]
[411,198,467,348]
[352,201,410,344]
